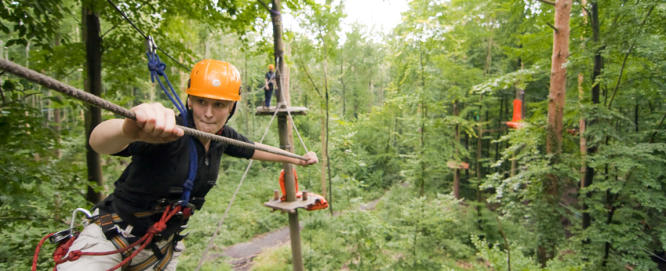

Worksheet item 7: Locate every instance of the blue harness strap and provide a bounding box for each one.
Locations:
[146,48,198,207]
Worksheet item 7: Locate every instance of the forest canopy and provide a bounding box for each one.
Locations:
[1,0,664,270]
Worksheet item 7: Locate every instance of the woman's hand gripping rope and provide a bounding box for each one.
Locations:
[300,151,318,166]
[123,103,184,144]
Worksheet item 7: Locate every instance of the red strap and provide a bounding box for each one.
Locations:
[34,205,189,271]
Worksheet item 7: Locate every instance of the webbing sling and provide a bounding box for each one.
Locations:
[106,231,176,271]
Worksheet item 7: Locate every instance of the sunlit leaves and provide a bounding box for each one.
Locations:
[471,63,545,94]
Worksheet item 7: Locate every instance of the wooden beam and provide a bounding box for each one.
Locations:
[255,106,308,116]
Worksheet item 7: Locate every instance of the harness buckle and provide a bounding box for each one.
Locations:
[112,224,136,239]
[173,200,196,217]
[173,200,195,209]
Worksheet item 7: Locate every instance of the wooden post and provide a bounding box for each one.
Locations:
[269,1,304,270]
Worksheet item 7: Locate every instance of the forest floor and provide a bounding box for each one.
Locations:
[212,198,383,271]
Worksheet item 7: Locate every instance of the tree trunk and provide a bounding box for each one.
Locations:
[476,107,484,180]
[52,34,63,158]
[539,0,572,265]
[546,0,571,156]
[418,43,426,196]
[323,43,332,214]
[453,100,460,199]
[511,60,525,177]
[477,21,492,180]
[82,1,103,204]
[325,85,332,214]
[495,95,503,162]
[269,1,304,270]
[583,0,602,231]
[320,113,327,202]
[340,49,346,118]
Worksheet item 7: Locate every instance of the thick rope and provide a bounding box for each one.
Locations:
[31,233,55,271]
[0,59,307,161]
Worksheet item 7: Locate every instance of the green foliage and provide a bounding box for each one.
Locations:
[472,235,544,271]
[0,84,89,270]
[1,0,664,270]
[577,140,666,270]
[0,0,70,47]
[471,63,547,95]
[297,184,481,271]
[252,245,292,271]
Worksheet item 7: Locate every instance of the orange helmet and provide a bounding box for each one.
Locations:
[186,59,241,101]
[268,64,274,71]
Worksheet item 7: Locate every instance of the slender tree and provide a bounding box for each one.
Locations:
[82,0,103,204]
[545,0,571,156]
[540,0,572,264]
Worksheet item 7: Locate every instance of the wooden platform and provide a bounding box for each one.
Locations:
[264,191,328,213]
[255,106,308,116]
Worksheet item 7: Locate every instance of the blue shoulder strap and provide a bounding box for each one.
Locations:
[145,38,198,207]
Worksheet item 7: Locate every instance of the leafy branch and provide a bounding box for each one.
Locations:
[607,4,656,108]
[296,58,323,99]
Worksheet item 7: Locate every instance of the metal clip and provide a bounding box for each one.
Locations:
[145,35,157,54]
[69,208,93,233]
[50,208,92,244]
[114,224,135,239]
[49,229,73,244]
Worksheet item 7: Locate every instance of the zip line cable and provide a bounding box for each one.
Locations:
[105,0,190,71]
[0,58,307,161]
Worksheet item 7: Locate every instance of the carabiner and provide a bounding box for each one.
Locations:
[50,208,93,244]
[145,35,157,54]
[69,208,93,231]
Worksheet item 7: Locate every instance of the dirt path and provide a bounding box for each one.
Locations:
[214,198,382,271]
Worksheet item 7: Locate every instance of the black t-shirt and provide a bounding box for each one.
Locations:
[101,114,254,236]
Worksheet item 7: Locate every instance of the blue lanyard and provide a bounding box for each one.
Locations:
[146,49,198,206]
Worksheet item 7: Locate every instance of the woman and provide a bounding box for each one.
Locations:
[58,59,317,271]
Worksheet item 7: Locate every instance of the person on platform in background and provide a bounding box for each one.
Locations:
[263,64,276,108]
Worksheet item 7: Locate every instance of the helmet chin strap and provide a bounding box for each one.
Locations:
[219,102,236,132]
[228,102,237,120]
